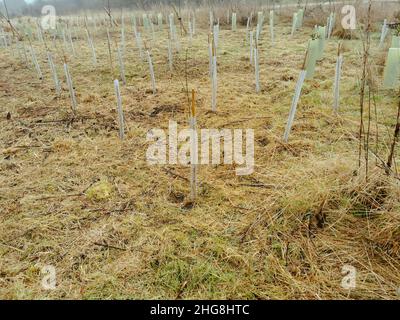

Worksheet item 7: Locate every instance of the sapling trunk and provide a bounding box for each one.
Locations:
[386,93,400,173]
[114,79,125,140]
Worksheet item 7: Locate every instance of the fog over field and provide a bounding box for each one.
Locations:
[0,0,399,302]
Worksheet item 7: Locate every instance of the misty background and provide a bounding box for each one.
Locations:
[0,0,295,16]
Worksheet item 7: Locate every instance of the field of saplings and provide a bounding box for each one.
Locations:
[0,1,400,299]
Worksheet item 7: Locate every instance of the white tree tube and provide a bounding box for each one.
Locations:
[192,13,196,35]
[232,13,237,31]
[64,63,77,112]
[147,51,156,94]
[135,32,144,60]
[169,14,175,41]
[22,43,30,67]
[291,13,298,36]
[62,29,69,53]
[121,23,126,56]
[188,21,193,45]
[283,70,307,142]
[208,41,213,77]
[168,38,173,72]
[30,46,43,80]
[117,45,126,85]
[250,31,254,65]
[213,24,219,54]
[36,22,44,43]
[86,29,97,66]
[269,10,274,44]
[158,13,163,30]
[379,19,388,48]
[190,100,198,202]
[246,17,251,42]
[211,55,217,112]
[254,47,260,93]
[47,51,61,96]
[333,54,343,113]
[114,79,125,140]
[68,27,76,57]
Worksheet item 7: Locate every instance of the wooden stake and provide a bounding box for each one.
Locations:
[190,89,198,202]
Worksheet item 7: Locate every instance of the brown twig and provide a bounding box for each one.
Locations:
[386,91,400,174]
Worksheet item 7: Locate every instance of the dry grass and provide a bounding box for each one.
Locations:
[0,8,399,300]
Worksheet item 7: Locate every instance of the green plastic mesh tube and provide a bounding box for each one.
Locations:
[391,36,400,48]
[317,26,326,61]
[305,39,319,80]
[291,13,298,36]
[296,9,304,29]
[383,48,400,89]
